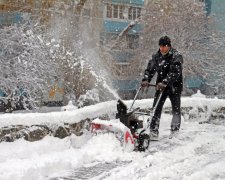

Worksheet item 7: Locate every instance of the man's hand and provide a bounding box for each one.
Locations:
[141,81,150,88]
[156,82,167,91]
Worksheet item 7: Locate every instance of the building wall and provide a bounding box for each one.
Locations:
[100,0,145,98]
[0,0,69,26]
[200,0,225,95]
[0,0,33,26]
[210,0,225,31]
[0,12,24,26]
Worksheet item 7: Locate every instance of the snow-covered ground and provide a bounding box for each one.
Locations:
[0,93,225,180]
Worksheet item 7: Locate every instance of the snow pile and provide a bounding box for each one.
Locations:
[61,100,78,111]
[77,88,100,107]
[0,95,224,128]
[191,90,206,98]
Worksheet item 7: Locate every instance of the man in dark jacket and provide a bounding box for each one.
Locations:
[141,36,183,140]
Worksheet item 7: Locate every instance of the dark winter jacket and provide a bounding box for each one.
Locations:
[143,47,183,93]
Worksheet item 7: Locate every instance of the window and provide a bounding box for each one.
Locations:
[106,4,112,18]
[126,34,139,49]
[106,4,125,19]
[128,7,141,20]
[106,4,142,20]
[119,5,124,19]
[113,5,118,18]
[82,8,90,16]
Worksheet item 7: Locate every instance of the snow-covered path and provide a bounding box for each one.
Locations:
[102,116,225,180]
[1,113,225,180]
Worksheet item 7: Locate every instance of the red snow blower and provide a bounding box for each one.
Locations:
[91,84,163,151]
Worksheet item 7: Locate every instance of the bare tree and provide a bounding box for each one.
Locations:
[141,0,208,74]
[139,0,225,94]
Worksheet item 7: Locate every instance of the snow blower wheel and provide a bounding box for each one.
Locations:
[137,130,150,151]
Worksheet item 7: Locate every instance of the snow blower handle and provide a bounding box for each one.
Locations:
[152,91,163,115]
[129,84,156,111]
[129,86,141,111]
[146,90,164,129]
[147,83,157,87]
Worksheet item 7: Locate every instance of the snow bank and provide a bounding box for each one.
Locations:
[0,95,224,128]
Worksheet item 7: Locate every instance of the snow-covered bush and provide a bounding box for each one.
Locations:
[77,88,100,107]
[0,22,60,110]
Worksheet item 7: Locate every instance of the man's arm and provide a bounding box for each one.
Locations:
[142,55,157,82]
[163,54,183,86]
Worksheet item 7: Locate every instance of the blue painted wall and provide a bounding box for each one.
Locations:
[104,20,143,34]
[184,76,204,88]
[112,0,144,6]
[0,90,6,97]
[209,0,225,31]
[205,0,212,15]
[0,12,23,25]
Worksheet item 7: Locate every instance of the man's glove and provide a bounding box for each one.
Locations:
[141,81,150,88]
[156,82,167,91]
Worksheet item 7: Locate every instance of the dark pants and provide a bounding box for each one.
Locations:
[150,89,181,131]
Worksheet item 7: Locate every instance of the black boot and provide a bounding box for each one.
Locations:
[149,117,159,141]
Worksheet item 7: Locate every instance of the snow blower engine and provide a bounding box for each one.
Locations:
[91,85,159,152]
[116,99,143,135]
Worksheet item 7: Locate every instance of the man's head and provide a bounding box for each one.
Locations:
[158,36,171,55]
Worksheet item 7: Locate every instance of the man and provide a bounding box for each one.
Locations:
[141,36,183,140]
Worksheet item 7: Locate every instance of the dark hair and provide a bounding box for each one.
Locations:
[159,36,171,46]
